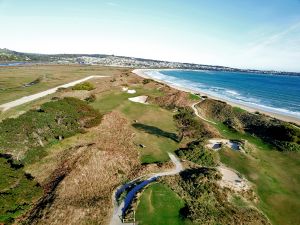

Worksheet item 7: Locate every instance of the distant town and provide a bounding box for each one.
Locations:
[1,48,299,76]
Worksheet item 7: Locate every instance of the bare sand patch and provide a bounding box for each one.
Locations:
[128,96,148,104]
[206,138,242,151]
[218,165,250,191]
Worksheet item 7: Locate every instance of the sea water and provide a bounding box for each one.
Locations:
[144,70,300,119]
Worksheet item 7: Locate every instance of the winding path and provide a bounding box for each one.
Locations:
[110,153,183,225]
[0,75,108,111]
[192,101,216,124]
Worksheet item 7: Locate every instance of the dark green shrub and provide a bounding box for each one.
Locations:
[176,142,218,167]
[85,94,97,103]
[0,156,42,224]
[173,107,211,141]
[142,79,152,84]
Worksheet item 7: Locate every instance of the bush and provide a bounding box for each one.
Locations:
[0,156,42,224]
[0,97,102,161]
[142,79,152,84]
[173,107,210,141]
[176,142,218,167]
[72,82,95,91]
[85,94,97,103]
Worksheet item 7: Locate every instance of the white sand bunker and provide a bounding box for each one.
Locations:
[218,165,250,191]
[121,87,136,94]
[128,96,148,104]
[206,138,242,151]
[127,89,136,94]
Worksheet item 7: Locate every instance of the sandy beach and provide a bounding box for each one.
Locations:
[133,69,300,125]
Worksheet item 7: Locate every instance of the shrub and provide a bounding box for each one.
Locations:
[0,156,43,224]
[0,97,102,161]
[142,79,152,84]
[173,107,210,141]
[85,94,97,103]
[176,142,218,167]
[72,82,95,91]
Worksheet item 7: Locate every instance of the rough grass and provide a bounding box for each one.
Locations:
[136,183,186,225]
[0,65,120,104]
[23,111,141,225]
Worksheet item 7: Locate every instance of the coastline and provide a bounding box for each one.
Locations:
[132,69,300,125]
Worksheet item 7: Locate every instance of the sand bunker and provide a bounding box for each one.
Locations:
[206,138,242,151]
[127,89,136,94]
[128,96,148,104]
[218,165,250,191]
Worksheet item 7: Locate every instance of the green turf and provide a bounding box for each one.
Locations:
[188,93,201,100]
[136,183,186,225]
[218,131,300,225]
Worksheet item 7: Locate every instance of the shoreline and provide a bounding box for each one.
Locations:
[132,69,300,125]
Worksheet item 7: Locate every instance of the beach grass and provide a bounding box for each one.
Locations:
[136,183,186,225]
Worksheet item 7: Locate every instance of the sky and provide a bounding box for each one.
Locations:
[1,0,300,72]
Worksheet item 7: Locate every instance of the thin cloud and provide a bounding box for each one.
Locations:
[106,2,119,7]
[245,21,300,54]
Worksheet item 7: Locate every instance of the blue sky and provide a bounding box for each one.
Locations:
[1,0,300,71]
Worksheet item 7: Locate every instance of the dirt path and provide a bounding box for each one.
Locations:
[191,101,217,124]
[109,153,183,225]
[0,75,108,111]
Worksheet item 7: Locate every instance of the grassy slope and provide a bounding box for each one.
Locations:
[136,183,186,225]
[92,87,180,163]
[215,122,300,225]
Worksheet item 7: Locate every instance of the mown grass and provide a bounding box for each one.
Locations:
[136,183,186,225]
[216,123,300,225]
[188,93,201,100]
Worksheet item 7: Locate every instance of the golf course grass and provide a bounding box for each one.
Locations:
[215,123,300,225]
[136,183,186,225]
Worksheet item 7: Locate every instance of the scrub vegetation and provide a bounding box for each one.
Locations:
[72,81,95,91]
[198,99,300,152]
[0,156,43,225]
[0,97,102,162]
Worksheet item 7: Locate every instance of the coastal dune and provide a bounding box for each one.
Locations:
[132,69,300,125]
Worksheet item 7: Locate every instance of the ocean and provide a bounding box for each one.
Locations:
[143,70,300,120]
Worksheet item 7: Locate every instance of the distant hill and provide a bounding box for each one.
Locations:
[0,48,30,61]
[1,48,299,76]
